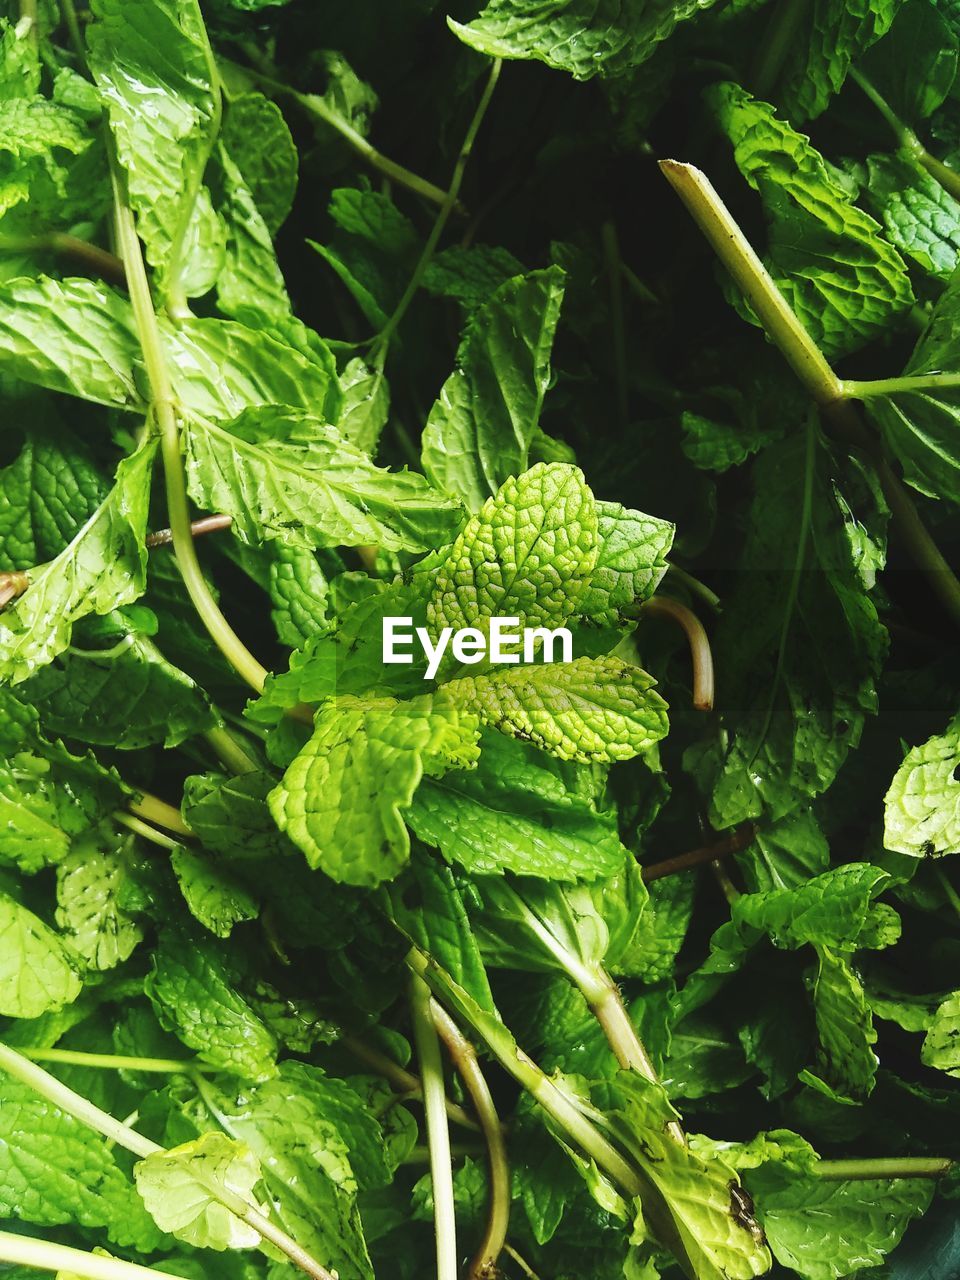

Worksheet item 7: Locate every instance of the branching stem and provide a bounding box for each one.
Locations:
[431,1001,510,1280]
[341,1034,479,1131]
[0,232,125,283]
[642,824,757,882]
[850,68,960,204]
[844,373,960,398]
[146,513,233,547]
[639,595,715,711]
[0,1230,186,1280]
[410,975,458,1280]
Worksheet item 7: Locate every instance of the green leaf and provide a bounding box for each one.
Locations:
[732,864,900,952]
[446,654,669,763]
[213,144,291,326]
[747,1163,932,1280]
[421,268,565,510]
[0,439,155,685]
[884,712,960,857]
[170,846,259,938]
[220,92,298,234]
[269,693,481,887]
[0,893,81,1017]
[408,731,633,880]
[449,0,726,80]
[55,835,144,970]
[201,1064,376,1280]
[145,923,278,1079]
[735,809,830,892]
[428,462,598,643]
[921,990,960,1074]
[709,83,914,359]
[134,1132,265,1250]
[183,408,464,553]
[859,0,959,122]
[338,357,390,454]
[0,1075,161,1250]
[576,501,675,624]
[856,152,960,280]
[87,0,224,298]
[802,946,878,1102]
[183,770,293,862]
[423,244,526,311]
[778,0,902,122]
[691,432,887,828]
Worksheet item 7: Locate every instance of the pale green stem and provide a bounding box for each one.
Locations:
[20,0,38,46]
[128,790,191,837]
[0,1042,336,1280]
[372,58,501,364]
[0,1230,188,1280]
[666,563,721,612]
[204,724,259,774]
[340,1034,479,1131]
[114,811,181,851]
[0,231,125,282]
[936,868,960,923]
[659,160,845,407]
[20,1047,212,1074]
[112,180,268,693]
[410,974,458,1280]
[639,595,714,712]
[844,374,960,398]
[59,0,83,62]
[814,1157,952,1181]
[431,1001,510,1280]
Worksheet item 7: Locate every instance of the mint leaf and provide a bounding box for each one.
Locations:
[55,836,144,971]
[732,864,900,952]
[576,500,675,624]
[169,846,259,938]
[921,990,960,1074]
[803,946,879,1101]
[447,654,669,763]
[884,712,960,857]
[269,694,481,887]
[184,408,464,553]
[183,771,293,862]
[0,894,81,1017]
[0,426,104,571]
[709,82,914,359]
[857,152,960,280]
[220,92,298,235]
[421,268,565,510]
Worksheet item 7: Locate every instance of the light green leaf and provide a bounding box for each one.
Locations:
[55,836,144,971]
[220,92,298,234]
[0,1076,161,1250]
[803,946,878,1102]
[921,990,960,1074]
[884,712,960,857]
[446,654,669,763]
[183,408,464,554]
[213,143,291,326]
[709,83,914,359]
[134,1133,265,1250]
[266,544,333,647]
[170,846,259,938]
[408,731,632,880]
[269,693,481,887]
[577,500,675,624]
[428,462,599,643]
[145,922,277,1079]
[0,894,81,1017]
[450,0,725,80]
[202,1064,376,1280]
[747,1163,932,1280]
[778,0,902,121]
[87,0,224,297]
[421,269,565,510]
[338,358,389,454]
[732,864,900,952]
[0,440,155,686]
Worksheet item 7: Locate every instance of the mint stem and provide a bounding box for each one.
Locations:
[128,790,191,837]
[145,513,233,548]
[0,232,125,284]
[59,0,84,62]
[639,595,715,711]
[844,373,960,398]
[112,179,269,692]
[0,1229,188,1280]
[114,811,180,850]
[642,824,757,883]
[431,1001,510,1280]
[20,1047,213,1074]
[659,159,845,407]
[814,1157,952,1181]
[341,1034,480,1132]
[410,973,458,1280]
[751,0,808,98]
[204,725,259,775]
[850,68,960,204]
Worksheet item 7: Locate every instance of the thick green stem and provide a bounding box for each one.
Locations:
[372,59,501,363]
[21,1047,211,1074]
[432,1002,510,1280]
[0,1230,187,1280]
[112,183,268,692]
[59,0,84,61]
[129,790,191,837]
[340,1034,479,1131]
[204,725,259,775]
[410,975,458,1280]
[659,160,845,406]
[844,374,960,398]
[114,811,181,851]
[0,232,125,283]
[814,1157,953,1181]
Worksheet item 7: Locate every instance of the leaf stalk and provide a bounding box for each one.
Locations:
[410,974,458,1280]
